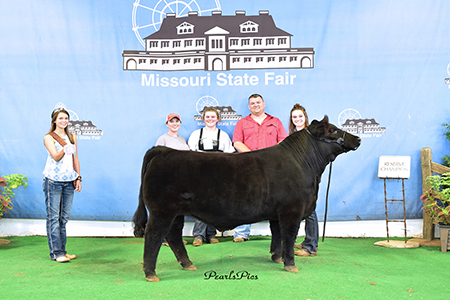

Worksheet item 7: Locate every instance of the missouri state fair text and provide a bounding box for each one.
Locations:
[141,72,297,87]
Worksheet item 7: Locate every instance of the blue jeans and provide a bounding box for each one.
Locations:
[234,224,251,239]
[43,178,75,260]
[192,219,216,242]
[302,211,319,254]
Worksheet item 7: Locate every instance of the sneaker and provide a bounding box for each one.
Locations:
[233,237,248,242]
[193,238,203,247]
[209,238,219,244]
[294,249,317,257]
[65,254,77,260]
[55,256,70,263]
[183,240,188,245]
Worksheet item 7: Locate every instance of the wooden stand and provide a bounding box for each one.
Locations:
[374,179,419,248]
[383,178,407,243]
[375,156,419,248]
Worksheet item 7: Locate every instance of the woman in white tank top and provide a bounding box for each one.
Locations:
[43,105,82,263]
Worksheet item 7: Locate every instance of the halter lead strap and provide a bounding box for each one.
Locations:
[304,128,337,242]
[322,162,332,242]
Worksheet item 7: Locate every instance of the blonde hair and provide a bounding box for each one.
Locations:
[47,109,75,144]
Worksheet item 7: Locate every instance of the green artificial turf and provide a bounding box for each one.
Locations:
[0,236,448,300]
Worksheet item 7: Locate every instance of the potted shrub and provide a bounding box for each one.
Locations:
[0,174,28,219]
[421,172,450,252]
[442,122,450,167]
[0,174,27,246]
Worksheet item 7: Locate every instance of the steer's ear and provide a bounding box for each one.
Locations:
[309,115,330,137]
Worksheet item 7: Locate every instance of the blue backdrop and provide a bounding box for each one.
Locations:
[1,0,449,221]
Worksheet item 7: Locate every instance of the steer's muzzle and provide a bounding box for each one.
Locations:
[344,135,361,152]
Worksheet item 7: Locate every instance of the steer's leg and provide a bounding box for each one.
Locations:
[269,220,283,263]
[166,215,197,271]
[279,219,301,273]
[143,215,172,282]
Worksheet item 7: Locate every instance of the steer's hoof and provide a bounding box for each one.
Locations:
[284,265,299,273]
[145,275,161,282]
[272,256,283,264]
[183,264,197,271]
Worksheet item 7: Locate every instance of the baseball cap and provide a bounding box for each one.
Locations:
[166,113,181,123]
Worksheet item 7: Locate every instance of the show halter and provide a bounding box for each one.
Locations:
[305,128,347,148]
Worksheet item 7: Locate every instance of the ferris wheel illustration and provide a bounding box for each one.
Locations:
[67,110,80,121]
[132,0,222,48]
[196,96,219,114]
[338,108,361,127]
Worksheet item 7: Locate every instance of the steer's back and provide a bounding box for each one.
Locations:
[142,146,318,230]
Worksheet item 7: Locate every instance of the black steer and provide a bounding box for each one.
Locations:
[133,116,360,282]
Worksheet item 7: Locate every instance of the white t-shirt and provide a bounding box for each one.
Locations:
[155,133,189,150]
[188,128,235,153]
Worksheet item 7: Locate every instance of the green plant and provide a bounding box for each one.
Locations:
[442,122,450,167]
[0,174,28,219]
[421,172,450,225]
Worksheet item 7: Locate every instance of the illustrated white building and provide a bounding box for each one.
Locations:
[194,106,242,121]
[341,118,386,134]
[123,10,314,71]
[69,121,103,136]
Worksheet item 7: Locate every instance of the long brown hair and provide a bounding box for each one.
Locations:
[47,109,75,144]
[289,104,309,135]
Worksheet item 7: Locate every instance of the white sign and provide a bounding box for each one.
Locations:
[378,156,411,179]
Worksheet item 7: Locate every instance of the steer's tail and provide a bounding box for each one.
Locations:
[132,146,168,237]
[132,183,147,237]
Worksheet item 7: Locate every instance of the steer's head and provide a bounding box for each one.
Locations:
[307,116,361,159]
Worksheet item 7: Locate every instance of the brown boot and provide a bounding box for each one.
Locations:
[193,238,203,247]
[294,249,317,257]
[294,243,303,250]
[233,237,248,242]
